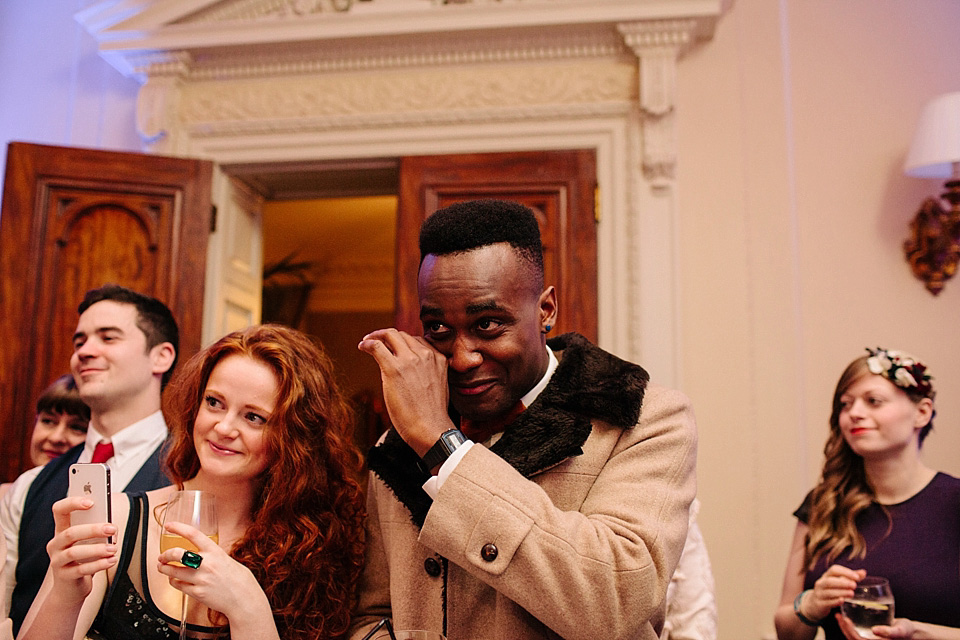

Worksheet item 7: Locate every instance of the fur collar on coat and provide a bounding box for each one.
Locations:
[367,332,650,527]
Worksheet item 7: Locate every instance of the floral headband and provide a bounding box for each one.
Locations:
[865,347,934,398]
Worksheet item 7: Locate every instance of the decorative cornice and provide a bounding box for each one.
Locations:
[144,52,193,77]
[112,24,631,81]
[180,0,414,23]
[175,60,635,137]
[80,0,723,78]
[185,101,635,139]
[617,18,701,57]
[617,19,703,182]
[83,0,724,182]
[188,33,627,80]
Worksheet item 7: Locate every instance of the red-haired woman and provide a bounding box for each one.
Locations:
[775,348,960,640]
[20,324,366,640]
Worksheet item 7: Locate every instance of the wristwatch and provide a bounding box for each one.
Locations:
[420,429,468,472]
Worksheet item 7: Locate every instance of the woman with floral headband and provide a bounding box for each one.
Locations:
[774,348,960,640]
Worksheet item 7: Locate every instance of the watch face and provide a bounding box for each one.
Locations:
[421,429,466,472]
[441,430,467,450]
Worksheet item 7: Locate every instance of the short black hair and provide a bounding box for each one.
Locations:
[36,374,90,422]
[78,284,180,388]
[419,199,545,286]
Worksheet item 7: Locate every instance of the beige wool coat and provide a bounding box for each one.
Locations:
[349,333,697,640]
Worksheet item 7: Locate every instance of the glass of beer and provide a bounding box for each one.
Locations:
[841,576,894,639]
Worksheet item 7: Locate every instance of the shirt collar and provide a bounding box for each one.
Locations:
[84,410,168,453]
[520,345,558,408]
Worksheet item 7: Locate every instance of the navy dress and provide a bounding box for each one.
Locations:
[795,472,960,639]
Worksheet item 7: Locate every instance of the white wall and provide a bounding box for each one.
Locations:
[0,0,141,196]
[678,1,960,638]
[3,1,960,639]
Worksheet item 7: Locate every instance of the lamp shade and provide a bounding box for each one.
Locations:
[904,91,960,179]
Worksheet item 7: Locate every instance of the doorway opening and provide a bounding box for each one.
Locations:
[228,159,400,455]
[223,148,600,457]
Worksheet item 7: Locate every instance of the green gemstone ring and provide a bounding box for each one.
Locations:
[181,550,202,569]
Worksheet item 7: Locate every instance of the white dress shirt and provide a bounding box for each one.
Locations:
[0,467,41,617]
[660,499,718,640]
[417,347,716,640]
[423,346,558,498]
[0,530,13,639]
[77,410,168,492]
[0,410,167,614]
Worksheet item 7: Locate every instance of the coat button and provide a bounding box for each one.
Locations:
[480,543,498,562]
[424,557,442,577]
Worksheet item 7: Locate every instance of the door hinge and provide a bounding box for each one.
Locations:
[210,204,218,233]
[594,186,601,224]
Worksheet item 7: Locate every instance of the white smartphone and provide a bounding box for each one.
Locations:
[68,463,113,546]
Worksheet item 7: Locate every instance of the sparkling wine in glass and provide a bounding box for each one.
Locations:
[160,490,218,640]
[841,576,894,639]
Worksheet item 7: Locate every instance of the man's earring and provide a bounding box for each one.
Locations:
[543,324,552,334]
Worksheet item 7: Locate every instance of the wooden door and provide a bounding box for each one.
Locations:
[0,142,212,482]
[396,150,597,341]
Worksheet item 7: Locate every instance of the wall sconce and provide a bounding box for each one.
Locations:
[903,91,960,295]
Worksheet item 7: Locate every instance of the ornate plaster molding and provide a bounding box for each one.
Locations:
[136,53,191,144]
[174,60,635,138]
[80,0,724,376]
[618,19,701,182]
[183,0,353,22]
[180,0,465,23]
[184,102,635,139]
[82,1,722,168]
[190,36,627,81]
[79,0,722,76]
[119,24,629,82]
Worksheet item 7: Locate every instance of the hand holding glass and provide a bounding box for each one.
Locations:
[362,620,445,640]
[160,491,218,640]
[841,576,894,640]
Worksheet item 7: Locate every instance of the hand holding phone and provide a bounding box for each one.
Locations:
[67,463,113,547]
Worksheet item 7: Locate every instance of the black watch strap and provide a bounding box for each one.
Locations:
[421,429,468,471]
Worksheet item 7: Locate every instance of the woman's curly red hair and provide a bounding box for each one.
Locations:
[162,324,366,640]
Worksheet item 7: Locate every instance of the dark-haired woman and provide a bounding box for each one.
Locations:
[20,325,366,640]
[0,374,89,501]
[775,348,960,640]
[1,374,90,608]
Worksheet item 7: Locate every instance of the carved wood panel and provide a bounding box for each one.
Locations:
[396,150,597,342]
[0,143,212,481]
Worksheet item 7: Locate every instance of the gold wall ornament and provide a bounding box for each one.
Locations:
[903,92,960,295]
[903,180,960,295]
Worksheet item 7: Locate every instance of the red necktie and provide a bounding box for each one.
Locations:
[91,442,114,464]
[460,401,525,444]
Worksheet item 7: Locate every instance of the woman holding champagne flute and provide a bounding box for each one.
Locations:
[19,324,367,640]
[775,348,960,640]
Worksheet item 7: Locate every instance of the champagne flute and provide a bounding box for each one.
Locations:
[361,620,446,640]
[160,490,219,640]
[841,576,894,639]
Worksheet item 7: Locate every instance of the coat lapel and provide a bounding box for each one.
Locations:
[367,332,649,527]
